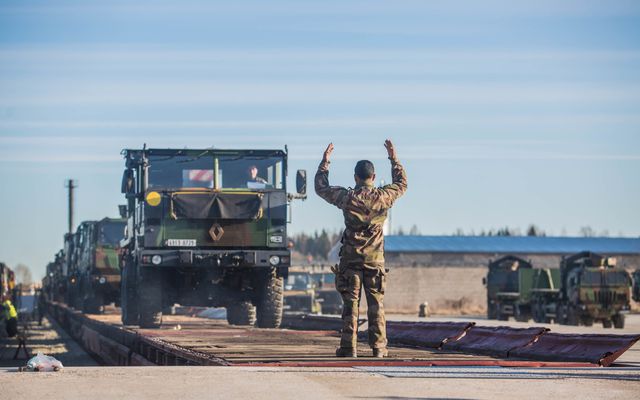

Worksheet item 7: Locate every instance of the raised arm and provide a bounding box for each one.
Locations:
[314,143,348,208]
[379,139,408,208]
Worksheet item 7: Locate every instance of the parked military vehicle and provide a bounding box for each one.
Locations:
[119,148,306,328]
[72,218,126,313]
[633,269,640,303]
[284,270,320,314]
[43,250,67,303]
[531,251,631,328]
[483,255,536,321]
[310,271,342,315]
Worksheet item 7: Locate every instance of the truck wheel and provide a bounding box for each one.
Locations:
[255,272,284,328]
[487,303,497,320]
[602,319,613,328]
[613,314,625,329]
[514,305,529,323]
[83,293,103,314]
[566,307,579,326]
[580,317,594,327]
[138,268,163,329]
[227,301,256,326]
[121,262,139,325]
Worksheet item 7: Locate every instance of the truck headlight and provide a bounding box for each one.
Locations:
[99,277,107,284]
[151,255,163,265]
[269,255,280,266]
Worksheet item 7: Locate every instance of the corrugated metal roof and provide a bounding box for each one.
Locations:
[384,235,640,255]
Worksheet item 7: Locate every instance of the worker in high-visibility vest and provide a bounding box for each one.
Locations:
[1,297,18,337]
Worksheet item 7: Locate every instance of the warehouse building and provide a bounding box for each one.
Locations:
[384,235,640,269]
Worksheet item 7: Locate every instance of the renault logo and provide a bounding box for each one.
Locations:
[209,224,224,241]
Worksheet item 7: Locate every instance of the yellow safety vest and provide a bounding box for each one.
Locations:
[3,300,17,319]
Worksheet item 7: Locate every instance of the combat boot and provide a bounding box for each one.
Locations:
[335,347,357,358]
[372,348,388,358]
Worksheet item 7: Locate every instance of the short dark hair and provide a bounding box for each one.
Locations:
[354,160,375,180]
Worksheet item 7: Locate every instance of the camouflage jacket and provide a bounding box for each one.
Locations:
[315,157,407,268]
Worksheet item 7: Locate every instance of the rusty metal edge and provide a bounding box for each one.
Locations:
[231,360,600,368]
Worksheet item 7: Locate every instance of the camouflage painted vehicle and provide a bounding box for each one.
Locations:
[119,148,306,328]
[483,255,536,322]
[311,271,342,315]
[633,269,640,303]
[73,218,126,313]
[528,268,561,323]
[552,251,631,328]
[284,270,321,314]
[43,250,67,302]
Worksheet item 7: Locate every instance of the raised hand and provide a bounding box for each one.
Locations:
[323,143,334,162]
[384,139,397,160]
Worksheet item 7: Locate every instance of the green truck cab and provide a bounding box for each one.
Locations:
[484,255,536,321]
[554,251,631,328]
[284,270,321,314]
[65,218,126,313]
[119,148,306,328]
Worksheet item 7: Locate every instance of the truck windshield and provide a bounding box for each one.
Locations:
[147,154,284,190]
[605,271,630,286]
[218,156,283,190]
[285,274,312,290]
[148,155,214,189]
[99,221,126,246]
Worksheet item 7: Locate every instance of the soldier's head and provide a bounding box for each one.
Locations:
[248,165,259,180]
[354,160,375,185]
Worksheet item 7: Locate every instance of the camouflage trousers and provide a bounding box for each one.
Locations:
[335,266,387,349]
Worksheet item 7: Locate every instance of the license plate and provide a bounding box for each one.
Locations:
[166,239,196,247]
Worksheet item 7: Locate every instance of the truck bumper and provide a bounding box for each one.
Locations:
[138,249,291,269]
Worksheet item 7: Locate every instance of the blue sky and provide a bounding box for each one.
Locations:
[1,1,639,278]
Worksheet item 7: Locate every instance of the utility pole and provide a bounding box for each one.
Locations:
[65,179,77,234]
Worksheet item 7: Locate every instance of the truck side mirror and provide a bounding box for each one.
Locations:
[296,169,307,195]
[121,169,135,195]
[118,205,127,218]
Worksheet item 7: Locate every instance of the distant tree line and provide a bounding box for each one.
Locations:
[291,230,341,261]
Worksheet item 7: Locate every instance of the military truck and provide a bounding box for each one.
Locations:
[284,270,321,314]
[310,271,342,315]
[119,148,306,328]
[632,269,640,303]
[73,218,126,313]
[43,250,67,303]
[550,251,631,328]
[483,255,536,321]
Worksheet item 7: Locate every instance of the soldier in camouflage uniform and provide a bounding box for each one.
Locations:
[315,140,407,358]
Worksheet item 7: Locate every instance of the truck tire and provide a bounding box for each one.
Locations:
[255,272,284,328]
[613,314,625,329]
[580,316,594,327]
[138,268,163,329]
[532,301,545,323]
[121,262,139,325]
[514,305,529,323]
[566,307,579,326]
[83,293,103,314]
[487,303,497,320]
[602,319,613,328]
[227,301,257,326]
